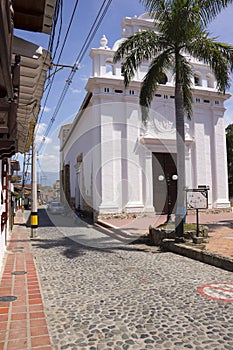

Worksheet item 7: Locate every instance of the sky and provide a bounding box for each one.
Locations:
[14,0,233,181]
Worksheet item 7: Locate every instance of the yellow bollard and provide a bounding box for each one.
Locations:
[30,212,38,228]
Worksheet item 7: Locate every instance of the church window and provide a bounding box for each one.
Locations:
[104,87,110,93]
[194,73,202,86]
[106,64,112,74]
[159,73,168,85]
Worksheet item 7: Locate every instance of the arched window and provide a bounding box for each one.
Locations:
[159,73,168,85]
[106,64,112,74]
[105,58,116,75]
[194,73,202,86]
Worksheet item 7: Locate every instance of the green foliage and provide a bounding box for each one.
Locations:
[113,0,233,117]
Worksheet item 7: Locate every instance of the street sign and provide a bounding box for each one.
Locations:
[186,188,209,237]
[186,189,208,210]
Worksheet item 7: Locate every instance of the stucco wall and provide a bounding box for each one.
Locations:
[0,159,10,272]
[59,12,230,217]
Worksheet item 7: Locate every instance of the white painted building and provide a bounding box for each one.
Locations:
[0,159,11,267]
[59,13,230,219]
[0,0,56,271]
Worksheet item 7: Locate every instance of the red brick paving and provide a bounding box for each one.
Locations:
[0,213,52,350]
[102,210,233,260]
[204,225,233,259]
[186,211,233,260]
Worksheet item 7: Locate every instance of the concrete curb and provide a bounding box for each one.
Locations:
[97,220,233,272]
[96,219,145,239]
[161,239,233,272]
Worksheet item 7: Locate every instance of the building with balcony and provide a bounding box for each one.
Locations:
[0,0,57,269]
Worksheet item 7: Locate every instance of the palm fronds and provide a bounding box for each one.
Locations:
[113,30,159,86]
[140,51,172,123]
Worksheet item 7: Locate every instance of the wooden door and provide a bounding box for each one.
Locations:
[152,153,177,214]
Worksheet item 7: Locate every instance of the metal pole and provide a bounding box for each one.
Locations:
[196,208,199,237]
[30,133,38,238]
[21,153,26,213]
[166,176,172,223]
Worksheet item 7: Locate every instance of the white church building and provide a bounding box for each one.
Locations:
[59,13,230,220]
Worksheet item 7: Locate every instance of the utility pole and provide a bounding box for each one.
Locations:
[21,153,26,213]
[30,133,38,238]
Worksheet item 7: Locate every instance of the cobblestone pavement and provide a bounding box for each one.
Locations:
[32,210,233,350]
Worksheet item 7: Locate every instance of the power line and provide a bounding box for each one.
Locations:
[38,0,113,153]
[48,0,63,60]
[37,0,80,127]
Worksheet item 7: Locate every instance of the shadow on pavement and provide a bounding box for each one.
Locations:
[30,209,163,258]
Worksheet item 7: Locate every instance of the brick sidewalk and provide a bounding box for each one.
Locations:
[0,214,52,350]
[100,211,233,260]
[205,224,233,259]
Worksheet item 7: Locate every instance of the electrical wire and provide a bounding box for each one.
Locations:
[48,0,63,60]
[37,157,47,180]
[37,0,113,153]
[37,0,80,128]
[51,0,63,61]
[16,0,63,154]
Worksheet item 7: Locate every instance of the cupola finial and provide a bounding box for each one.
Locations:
[99,35,109,49]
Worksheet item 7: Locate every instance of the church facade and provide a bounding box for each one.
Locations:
[59,13,230,219]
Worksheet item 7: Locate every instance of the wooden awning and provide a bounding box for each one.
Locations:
[13,36,51,153]
[13,0,55,34]
[0,0,56,157]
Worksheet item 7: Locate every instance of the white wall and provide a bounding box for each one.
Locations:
[60,12,231,216]
[0,159,11,273]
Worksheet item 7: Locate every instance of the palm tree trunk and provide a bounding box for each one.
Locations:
[175,62,186,238]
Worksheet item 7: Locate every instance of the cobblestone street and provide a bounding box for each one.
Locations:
[31,210,233,350]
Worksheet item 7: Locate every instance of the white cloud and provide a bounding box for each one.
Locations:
[40,106,51,113]
[53,145,60,151]
[34,123,52,145]
[79,76,88,82]
[35,134,52,145]
[35,123,47,135]
[38,153,60,173]
[71,88,82,94]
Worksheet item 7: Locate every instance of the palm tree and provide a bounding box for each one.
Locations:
[113,0,233,238]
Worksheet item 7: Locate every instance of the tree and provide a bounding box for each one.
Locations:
[226,124,233,199]
[113,0,233,237]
